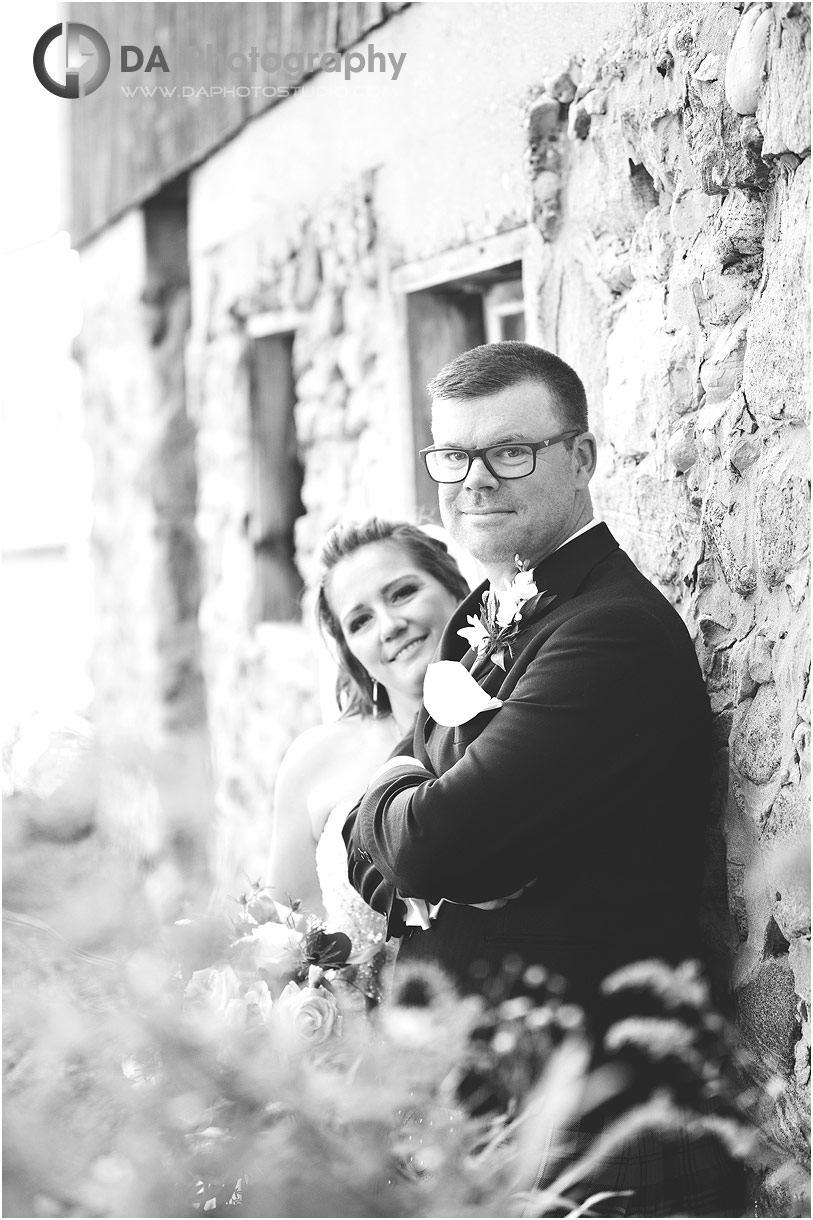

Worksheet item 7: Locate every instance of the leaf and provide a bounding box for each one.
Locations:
[348,941,385,966]
[518,591,557,624]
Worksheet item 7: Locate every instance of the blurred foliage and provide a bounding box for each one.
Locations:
[3,729,810,1218]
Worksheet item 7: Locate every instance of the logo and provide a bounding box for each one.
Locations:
[33,23,111,98]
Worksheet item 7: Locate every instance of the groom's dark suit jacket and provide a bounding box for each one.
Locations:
[345,523,743,1215]
[344,524,713,1008]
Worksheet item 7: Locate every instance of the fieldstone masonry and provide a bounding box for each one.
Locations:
[187,174,403,894]
[522,2,810,1201]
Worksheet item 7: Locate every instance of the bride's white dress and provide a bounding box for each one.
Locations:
[316,804,458,1164]
[314,801,396,1002]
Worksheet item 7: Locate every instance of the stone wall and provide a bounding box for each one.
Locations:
[188,175,404,896]
[522,1,810,1201]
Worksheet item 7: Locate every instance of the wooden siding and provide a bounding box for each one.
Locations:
[67,2,409,245]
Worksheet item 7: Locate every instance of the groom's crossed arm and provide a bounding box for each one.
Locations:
[343,754,522,939]
[345,602,680,906]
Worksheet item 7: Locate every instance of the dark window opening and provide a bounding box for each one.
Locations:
[248,333,305,623]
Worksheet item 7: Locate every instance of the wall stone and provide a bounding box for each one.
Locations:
[743,161,810,423]
[731,683,784,788]
[521,2,810,1202]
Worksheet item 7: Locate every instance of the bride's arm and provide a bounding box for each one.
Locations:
[266,728,329,920]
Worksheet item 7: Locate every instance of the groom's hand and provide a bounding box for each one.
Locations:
[400,879,535,929]
[454,879,536,910]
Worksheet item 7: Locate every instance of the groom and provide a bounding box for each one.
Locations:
[344,342,743,1215]
[345,341,712,995]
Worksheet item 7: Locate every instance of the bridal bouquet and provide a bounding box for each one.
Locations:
[180,881,356,1055]
[170,882,370,1212]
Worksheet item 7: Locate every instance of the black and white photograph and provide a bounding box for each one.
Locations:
[3,2,810,1216]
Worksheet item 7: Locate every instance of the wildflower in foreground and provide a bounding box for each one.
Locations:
[381,961,481,1049]
[601,957,711,1011]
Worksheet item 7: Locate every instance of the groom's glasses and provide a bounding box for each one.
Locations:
[420,431,580,483]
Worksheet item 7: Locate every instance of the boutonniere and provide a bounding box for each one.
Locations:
[457,555,556,670]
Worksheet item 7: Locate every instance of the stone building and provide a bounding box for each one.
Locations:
[69,2,809,1205]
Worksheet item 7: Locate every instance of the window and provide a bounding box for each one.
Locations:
[247,331,305,623]
[402,258,526,521]
[484,279,525,343]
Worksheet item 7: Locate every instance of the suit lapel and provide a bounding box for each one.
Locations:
[530,522,619,608]
[437,582,488,663]
[413,524,620,760]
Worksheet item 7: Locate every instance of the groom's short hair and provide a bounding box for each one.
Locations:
[427,341,589,436]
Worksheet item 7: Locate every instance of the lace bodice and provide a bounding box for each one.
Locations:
[315,802,388,953]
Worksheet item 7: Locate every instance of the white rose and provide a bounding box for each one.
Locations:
[233,920,304,972]
[244,980,274,1025]
[183,966,242,1018]
[273,980,341,1047]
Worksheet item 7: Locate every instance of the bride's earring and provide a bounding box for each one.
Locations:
[372,680,381,717]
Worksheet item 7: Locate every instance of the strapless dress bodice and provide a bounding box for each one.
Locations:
[314,801,395,1002]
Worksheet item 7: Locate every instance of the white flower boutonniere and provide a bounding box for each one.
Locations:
[458,556,555,670]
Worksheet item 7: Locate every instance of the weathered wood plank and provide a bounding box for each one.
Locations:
[245,1,270,119]
[300,3,334,80]
[67,2,408,244]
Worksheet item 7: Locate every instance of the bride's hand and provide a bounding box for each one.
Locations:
[366,755,428,787]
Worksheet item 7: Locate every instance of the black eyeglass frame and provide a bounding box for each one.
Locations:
[419,429,582,483]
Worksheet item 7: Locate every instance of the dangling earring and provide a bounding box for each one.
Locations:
[372,680,381,718]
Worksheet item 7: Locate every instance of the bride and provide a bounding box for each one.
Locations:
[267,519,469,996]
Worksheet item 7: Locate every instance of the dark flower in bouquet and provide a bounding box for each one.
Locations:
[229,882,354,987]
[177,881,360,1058]
[298,925,353,977]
